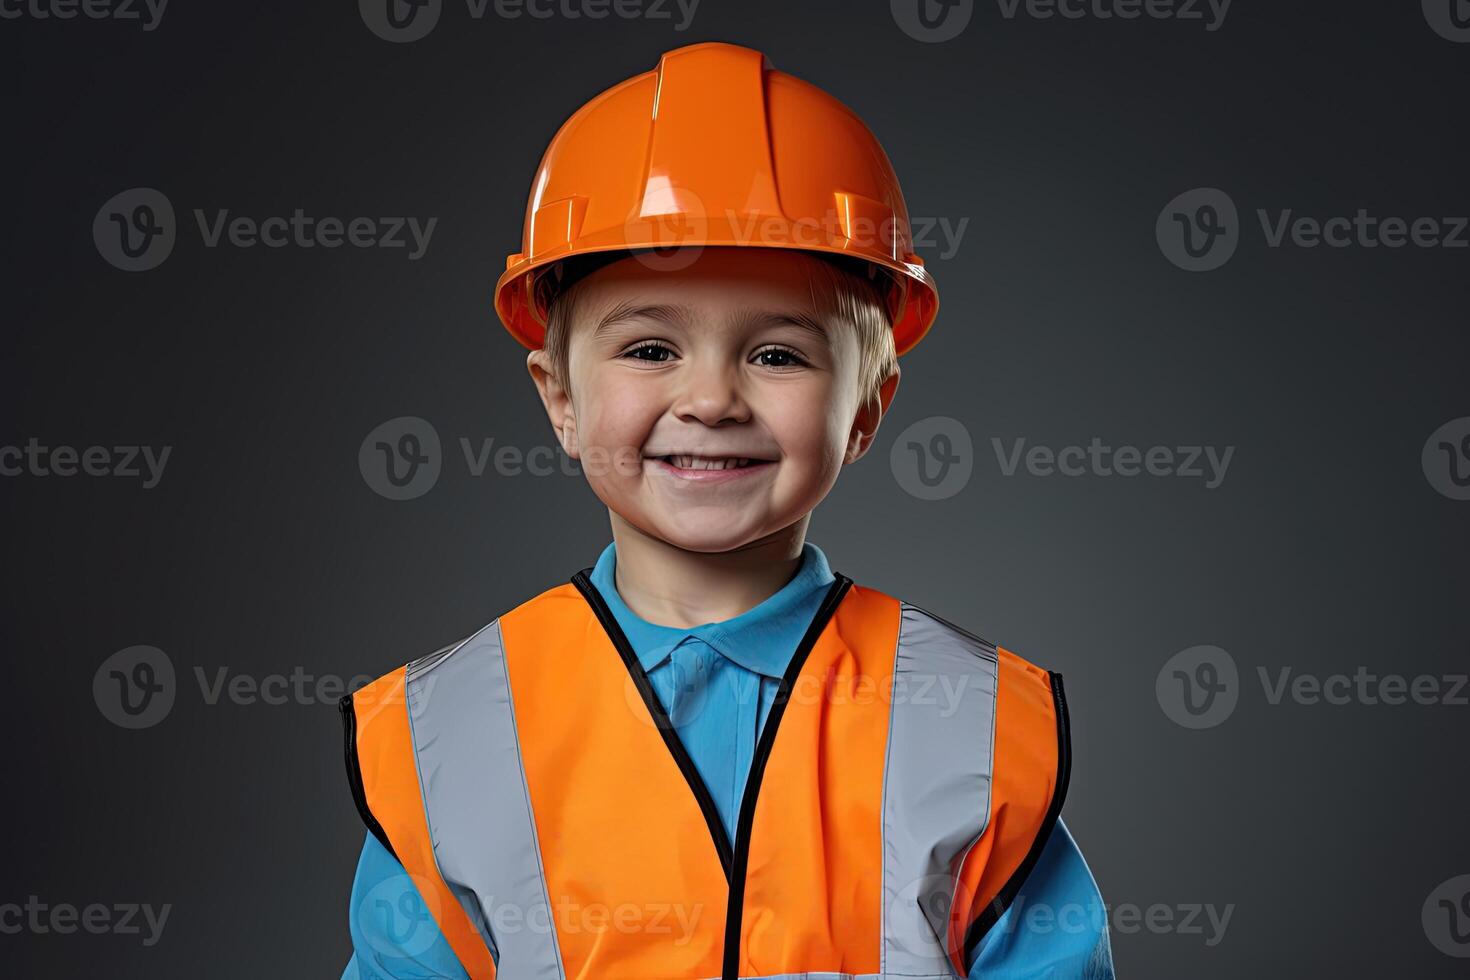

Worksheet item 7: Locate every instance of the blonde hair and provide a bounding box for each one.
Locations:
[537,249,900,403]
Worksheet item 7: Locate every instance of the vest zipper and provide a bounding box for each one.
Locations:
[570,569,853,980]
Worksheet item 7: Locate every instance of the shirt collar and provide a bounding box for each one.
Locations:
[586,540,836,679]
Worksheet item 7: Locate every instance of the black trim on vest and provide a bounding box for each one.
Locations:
[338,693,398,862]
[960,671,1072,966]
[722,574,852,980]
[570,568,737,879]
[570,567,853,980]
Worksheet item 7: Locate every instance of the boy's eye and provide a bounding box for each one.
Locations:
[752,346,808,368]
[622,342,674,362]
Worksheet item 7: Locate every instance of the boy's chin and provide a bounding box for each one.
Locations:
[625,510,786,555]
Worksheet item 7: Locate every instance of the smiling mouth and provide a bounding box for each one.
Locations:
[653,454,770,471]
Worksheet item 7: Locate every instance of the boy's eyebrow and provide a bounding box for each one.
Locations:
[591,302,830,345]
[729,308,831,345]
[592,302,695,338]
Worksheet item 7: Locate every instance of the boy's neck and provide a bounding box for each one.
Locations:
[607,513,809,629]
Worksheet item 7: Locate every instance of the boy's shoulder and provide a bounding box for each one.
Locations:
[355,578,584,688]
[863,584,1058,683]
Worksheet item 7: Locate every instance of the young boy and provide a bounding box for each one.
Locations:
[340,42,1113,980]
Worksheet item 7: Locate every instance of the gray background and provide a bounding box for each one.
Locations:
[2,0,1468,977]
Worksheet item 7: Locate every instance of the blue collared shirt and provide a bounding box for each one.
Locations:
[343,541,1114,978]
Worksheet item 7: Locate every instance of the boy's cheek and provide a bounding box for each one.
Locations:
[578,445,644,481]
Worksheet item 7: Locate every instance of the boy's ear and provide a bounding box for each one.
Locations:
[845,366,900,465]
[526,349,580,459]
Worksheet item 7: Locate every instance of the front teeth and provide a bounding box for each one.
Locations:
[665,455,751,470]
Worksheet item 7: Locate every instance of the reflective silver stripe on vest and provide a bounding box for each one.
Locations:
[881,602,1000,978]
[405,619,566,979]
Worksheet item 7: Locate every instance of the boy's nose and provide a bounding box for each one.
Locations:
[670,360,752,427]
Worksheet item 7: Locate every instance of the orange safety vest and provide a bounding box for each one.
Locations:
[341,571,1070,980]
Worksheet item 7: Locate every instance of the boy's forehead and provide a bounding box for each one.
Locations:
[585,248,821,290]
[572,249,830,319]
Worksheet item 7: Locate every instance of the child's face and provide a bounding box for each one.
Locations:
[527,247,897,554]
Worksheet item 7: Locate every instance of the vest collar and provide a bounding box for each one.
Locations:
[586,539,836,678]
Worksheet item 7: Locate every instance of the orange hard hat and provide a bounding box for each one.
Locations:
[493,42,940,356]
